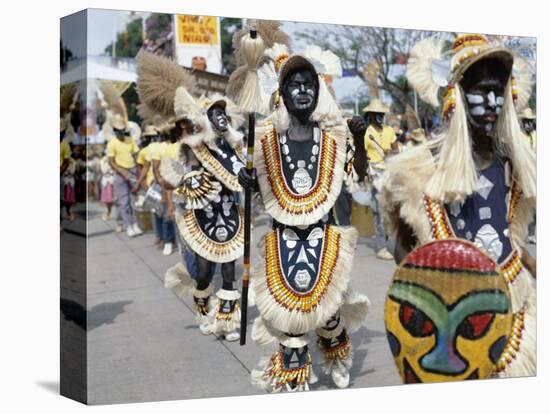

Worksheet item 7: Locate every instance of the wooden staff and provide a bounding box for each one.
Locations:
[240,109,255,345]
[238,23,262,346]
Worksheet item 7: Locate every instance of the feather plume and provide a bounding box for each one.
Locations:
[232,20,291,66]
[226,30,266,113]
[174,87,202,125]
[303,45,342,77]
[407,38,446,108]
[363,61,380,100]
[512,54,535,112]
[100,81,128,120]
[136,50,195,120]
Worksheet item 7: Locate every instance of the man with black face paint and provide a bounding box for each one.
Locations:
[159,95,246,341]
[380,34,536,380]
[138,49,247,341]
[349,98,397,260]
[238,44,369,392]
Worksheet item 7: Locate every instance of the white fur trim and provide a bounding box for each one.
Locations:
[281,334,309,348]
[340,289,371,334]
[210,298,241,334]
[252,226,357,334]
[379,145,435,242]
[192,285,212,299]
[216,289,241,301]
[251,317,281,347]
[316,322,345,339]
[164,262,194,298]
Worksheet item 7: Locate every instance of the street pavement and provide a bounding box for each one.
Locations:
[61,202,535,404]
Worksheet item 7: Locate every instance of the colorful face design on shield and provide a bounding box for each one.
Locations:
[384,239,513,383]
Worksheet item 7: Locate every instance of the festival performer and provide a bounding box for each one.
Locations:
[136,51,246,341]
[378,34,536,381]
[235,36,370,391]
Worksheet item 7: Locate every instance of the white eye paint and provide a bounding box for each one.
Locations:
[470,105,485,116]
[487,91,496,107]
[466,94,484,104]
[496,96,504,105]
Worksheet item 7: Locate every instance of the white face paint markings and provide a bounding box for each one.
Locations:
[470,106,486,116]
[466,94,484,104]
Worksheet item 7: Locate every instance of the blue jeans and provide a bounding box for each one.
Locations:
[371,187,388,252]
[154,203,175,243]
[115,168,137,229]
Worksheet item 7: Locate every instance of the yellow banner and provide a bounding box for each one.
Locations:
[176,15,219,46]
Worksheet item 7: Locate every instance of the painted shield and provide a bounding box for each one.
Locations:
[384,238,513,383]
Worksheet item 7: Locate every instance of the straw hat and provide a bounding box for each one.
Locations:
[362,98,390,114]
[410,128,427,143]
[142,125,160,137]
[111,113,127,131]
[519,107,536,120]
[450,34,514,84]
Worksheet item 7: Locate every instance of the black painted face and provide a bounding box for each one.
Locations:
[207,105,229,133]
[113,127,128,141]
[282,69,319,118]
[522,119,535,134]
[461,59,509,134]
[368,112,385,127]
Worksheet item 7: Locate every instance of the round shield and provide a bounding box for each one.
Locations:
[384,238,513,383]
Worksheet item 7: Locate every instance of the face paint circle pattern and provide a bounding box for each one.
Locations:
[384,238,513,383]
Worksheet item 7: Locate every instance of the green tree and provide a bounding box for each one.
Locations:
[220,17,242,75]
[104,18,144,58]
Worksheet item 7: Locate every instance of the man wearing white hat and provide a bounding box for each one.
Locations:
[349,98,397,260]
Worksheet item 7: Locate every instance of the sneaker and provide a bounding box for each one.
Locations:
[102,211,110,222]
[163,242,173,256]
[199,321,213,335]
[127,227,136,238]
[331,360,350,389]
[115,223,123,233]
[376,247,394,261]
[224,330,240,342]
[132,223,143,236]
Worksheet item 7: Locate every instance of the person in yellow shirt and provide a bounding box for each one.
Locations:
[134,125,160,192]
[349,98,397,261]
[107,115,142,238]
[149,120,189,256]
[133,125,162,246]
